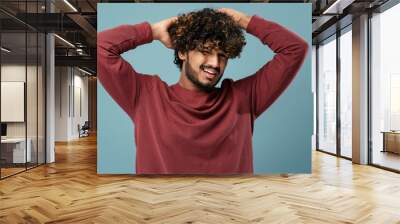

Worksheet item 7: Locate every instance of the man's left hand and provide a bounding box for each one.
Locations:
[217,8,251,30]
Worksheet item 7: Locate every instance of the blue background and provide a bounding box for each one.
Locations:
[97,3,312,174]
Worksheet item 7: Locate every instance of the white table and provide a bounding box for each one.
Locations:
[1,138,31,163]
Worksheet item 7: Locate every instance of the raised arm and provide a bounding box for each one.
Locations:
[97,22,153,116]
[97,17,176,116]
[220,9,308,118]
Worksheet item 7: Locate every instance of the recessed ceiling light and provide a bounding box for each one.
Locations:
[1,47,11,53]
[54,34,75,48]
[63,0,78,12]
[77,67,93,76]
[323,0,354,15]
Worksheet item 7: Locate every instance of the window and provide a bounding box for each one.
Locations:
[371,3,400,171]
[339,27,352,158]
[318,35,337,154]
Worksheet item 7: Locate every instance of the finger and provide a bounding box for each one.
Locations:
[217,8,227,13]
[169,16,178,23]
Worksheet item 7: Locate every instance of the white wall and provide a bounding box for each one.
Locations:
[55,66,89,141]
[55,66,69,141]
[1,65,26,140]
[1,65,40,137]
[72,73,89,138]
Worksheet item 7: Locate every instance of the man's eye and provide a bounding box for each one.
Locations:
[218,54,228,59]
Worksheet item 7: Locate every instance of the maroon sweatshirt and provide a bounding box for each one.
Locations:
[97,16,308,174]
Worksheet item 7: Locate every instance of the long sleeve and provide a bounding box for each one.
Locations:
[234,16,308,118]
[97,22,153,117]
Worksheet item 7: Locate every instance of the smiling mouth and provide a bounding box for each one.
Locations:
[202,70,217,80]
[201,68,219,79]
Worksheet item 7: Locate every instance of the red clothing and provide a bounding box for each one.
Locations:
[98,16,308,174]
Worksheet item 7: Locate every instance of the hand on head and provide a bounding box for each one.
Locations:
[216,8,251,30]
[151,16,177,49]
[151,8,250,50]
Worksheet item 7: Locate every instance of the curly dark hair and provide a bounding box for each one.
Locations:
[168,8,246,69]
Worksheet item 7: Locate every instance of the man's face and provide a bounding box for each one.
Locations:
[179,47,228,91]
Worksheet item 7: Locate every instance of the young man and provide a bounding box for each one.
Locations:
[98,8,308,174]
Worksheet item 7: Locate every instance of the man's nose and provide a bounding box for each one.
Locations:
[206,53,220,67]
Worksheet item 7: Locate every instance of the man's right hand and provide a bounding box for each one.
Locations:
[151,17,177,49]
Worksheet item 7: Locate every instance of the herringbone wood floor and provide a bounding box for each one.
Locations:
[1,134,400,224]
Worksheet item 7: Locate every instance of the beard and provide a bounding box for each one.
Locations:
[184,59,223,92]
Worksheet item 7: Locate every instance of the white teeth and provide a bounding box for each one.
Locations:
[203,68,216,75]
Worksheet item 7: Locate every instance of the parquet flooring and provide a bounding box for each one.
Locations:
[1,167,25,178]
[1,134,400,223]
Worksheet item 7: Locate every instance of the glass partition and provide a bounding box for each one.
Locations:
[27,30,38,169]
[371,3,400,171]
[26,0,42,169]
[0,1,46,179]
[38,32,45,165]
[317,35,337,155]
[1,30,28,177]
[339,26,352,158]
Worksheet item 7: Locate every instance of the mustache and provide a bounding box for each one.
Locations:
[200,64,220,75]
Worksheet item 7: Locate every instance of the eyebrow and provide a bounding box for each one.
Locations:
[218,52,228,57]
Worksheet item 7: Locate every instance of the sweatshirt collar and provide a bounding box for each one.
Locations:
[171,83,217,97]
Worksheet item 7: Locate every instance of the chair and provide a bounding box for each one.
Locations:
[78,121,90,138]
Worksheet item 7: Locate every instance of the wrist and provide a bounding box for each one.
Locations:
[151,23,161,40]
[239,15,252,30]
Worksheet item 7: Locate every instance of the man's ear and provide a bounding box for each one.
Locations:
[178,51,187,61]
